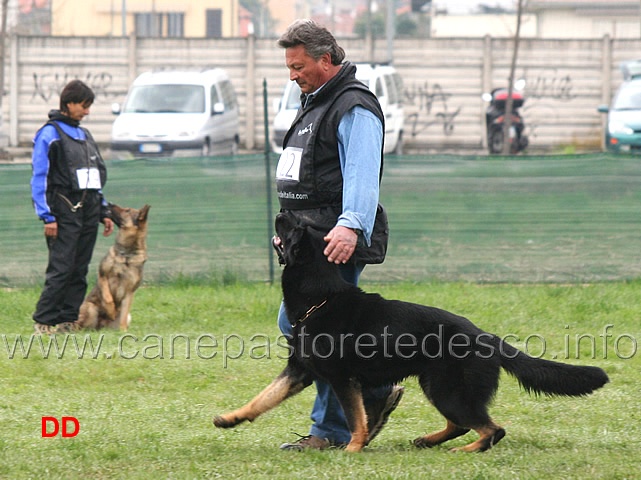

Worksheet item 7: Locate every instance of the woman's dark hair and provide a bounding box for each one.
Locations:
[278,19,345,65]
[59,80,95,112]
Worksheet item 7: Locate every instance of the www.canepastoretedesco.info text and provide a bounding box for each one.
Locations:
[1,324,636,365]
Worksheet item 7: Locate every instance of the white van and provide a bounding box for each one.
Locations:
[110,69,239,159]
[271,63,404,154]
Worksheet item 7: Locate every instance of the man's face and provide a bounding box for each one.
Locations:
[285,44,332,94]
[65,101,91,122]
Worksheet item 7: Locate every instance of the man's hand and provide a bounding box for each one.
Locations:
[44,221,58,239]
[324,226,357,264]
[103,217,114,237]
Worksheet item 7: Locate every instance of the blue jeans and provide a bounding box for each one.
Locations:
[277,262,392,444]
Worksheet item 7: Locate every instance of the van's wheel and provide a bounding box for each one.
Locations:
[201,139,211,157]
[392,131,404,155]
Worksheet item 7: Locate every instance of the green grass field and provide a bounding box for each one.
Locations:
[1,281,638,479]
[2,153,640,477]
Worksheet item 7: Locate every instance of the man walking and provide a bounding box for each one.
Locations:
[274,19,403,450]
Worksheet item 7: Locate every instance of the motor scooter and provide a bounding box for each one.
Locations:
[482,80,528,154]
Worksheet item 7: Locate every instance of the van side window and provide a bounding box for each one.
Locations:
[286,82,302,109]
[211,85,221,112]
[375,77,385,100]
[384,75,398,105]
[392,73,404,105]
[220,80,238,110]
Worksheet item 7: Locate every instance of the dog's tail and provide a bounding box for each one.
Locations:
[495,337,609,397]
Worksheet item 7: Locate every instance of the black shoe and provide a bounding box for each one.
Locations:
[366,385,404,444]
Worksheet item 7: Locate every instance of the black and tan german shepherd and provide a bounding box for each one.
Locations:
[76,204,150,331]
[214,212,609,452]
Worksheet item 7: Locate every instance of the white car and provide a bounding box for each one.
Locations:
[111,69,239,159]
[271,63,405,155]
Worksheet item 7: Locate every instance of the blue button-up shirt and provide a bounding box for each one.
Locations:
[335,105,383,246]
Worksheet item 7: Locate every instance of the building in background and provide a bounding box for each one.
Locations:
[525,0,641,38]
[269,0,641,39]
[2,0,640,39]
[48,0,239,37]
[307,0,366,36]
[238,4,253,36]
[0,0,51,35]
[431,12,537,37]
[261,0,299,35]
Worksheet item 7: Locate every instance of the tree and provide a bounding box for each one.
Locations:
[354,10,385,38]
[502,0,523,155]
[396,13,417,36]
[354,11,416,38]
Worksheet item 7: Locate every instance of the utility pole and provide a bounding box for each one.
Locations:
[121,0,127,36]
[365,0,373,63]
[386,0,395,63]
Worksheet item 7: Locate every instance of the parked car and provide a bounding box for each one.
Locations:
[271,63,405,154]
[598,60,641,153]
[110,69,239,159]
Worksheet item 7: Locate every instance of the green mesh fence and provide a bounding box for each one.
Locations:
[2,153,641,287]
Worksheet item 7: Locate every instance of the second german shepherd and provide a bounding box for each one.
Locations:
[76,204,150,331]
[214,212,609,453]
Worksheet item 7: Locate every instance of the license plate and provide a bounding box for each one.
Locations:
[140,143,162,153]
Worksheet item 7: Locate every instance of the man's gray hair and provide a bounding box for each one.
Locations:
[278,19,345,65]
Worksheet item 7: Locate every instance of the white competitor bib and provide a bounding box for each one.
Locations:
[76,167,102,189]
[276,147,303,182]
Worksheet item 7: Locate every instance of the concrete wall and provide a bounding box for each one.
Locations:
[2,34,640,152]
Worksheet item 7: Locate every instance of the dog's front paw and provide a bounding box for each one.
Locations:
[345,441,365,453]
[213,414,245,428]
[413,436,436,449]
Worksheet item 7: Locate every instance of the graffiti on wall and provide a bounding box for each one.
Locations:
[403,81,462,137]
[519,69,577,141]
[401,70,576,141]
[523,69,576,102]
[31,72,115,103]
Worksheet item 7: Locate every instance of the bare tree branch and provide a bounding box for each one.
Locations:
[502,0,523,155]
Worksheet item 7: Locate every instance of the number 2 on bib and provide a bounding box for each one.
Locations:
[276,147,303,182]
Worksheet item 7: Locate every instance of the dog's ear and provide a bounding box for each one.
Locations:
[282,225,306,266]
[275,212,297,237]
[138,205,150,222]
[288,224,305,247]
[274,213,306,266]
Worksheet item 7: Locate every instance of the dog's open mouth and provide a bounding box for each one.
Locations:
[272,236,286,265]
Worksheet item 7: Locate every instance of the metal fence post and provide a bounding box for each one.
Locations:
[263,78,274,284]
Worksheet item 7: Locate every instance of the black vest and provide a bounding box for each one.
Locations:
[47,121,107,192]
[277,62,384,209]
[276,62,388,265]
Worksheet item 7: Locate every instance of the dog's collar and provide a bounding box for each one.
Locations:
[290,299,327,328]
